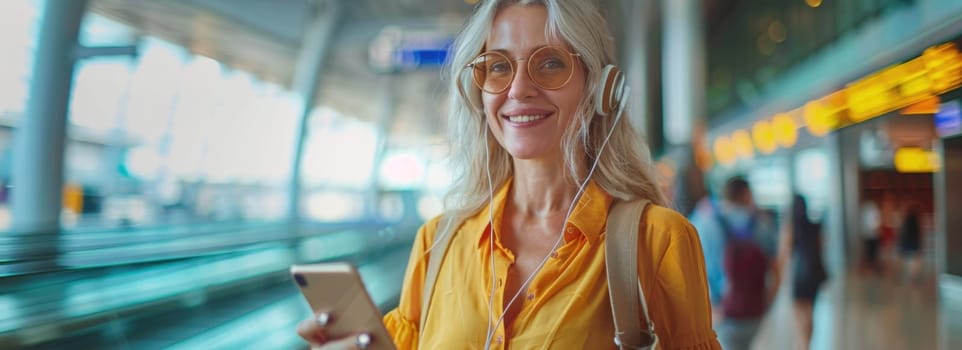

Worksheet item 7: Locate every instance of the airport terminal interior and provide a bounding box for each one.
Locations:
[1,0,961,349]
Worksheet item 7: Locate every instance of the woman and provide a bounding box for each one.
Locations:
[783,194,826,350]
[899,204,921,283]
[298,1,719,348]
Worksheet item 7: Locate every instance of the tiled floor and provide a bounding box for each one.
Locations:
[751,258,960,350]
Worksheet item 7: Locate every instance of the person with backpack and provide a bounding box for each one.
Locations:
[295,1,720,349]
[689,177,781,350]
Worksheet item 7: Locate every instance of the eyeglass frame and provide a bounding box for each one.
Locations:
[464,45,584,94]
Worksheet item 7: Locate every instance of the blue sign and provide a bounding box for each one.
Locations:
[936,100,961,137]
[393,42,452,69]
[370,28,453,73]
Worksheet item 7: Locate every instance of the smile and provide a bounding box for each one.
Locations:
[504,114,550,124]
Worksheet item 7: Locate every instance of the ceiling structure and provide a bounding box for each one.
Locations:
[88,0,735,145]
[89,0,478,85]
[90,0,313,86]
[89,0,735,85]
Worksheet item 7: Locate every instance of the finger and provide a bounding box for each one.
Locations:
[321,332,373,350]
[296,315,328,345]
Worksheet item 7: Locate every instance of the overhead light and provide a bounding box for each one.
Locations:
[803,98,839,136]
[772,113,798,148]
[757,35,775,56]
[768,21,787,43]
[732,130,755,159]
[806,0,822,8]
[894,147,940,173]
[751,120,777,155]
[713,136,736,166]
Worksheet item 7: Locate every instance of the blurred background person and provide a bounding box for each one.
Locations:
[690,176,781,350]
[900,203,923,284]
[859,198,882,275]
[780,193,827,350]
[879,192,901,275]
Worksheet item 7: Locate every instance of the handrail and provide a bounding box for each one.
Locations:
[0,220,421,348]
[0,219,401,278]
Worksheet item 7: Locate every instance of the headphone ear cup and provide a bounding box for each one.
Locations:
[595,65,624,116]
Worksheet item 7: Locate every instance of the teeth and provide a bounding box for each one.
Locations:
[507,114,547,123]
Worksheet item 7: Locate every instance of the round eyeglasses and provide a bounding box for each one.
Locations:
[466,46,582,94]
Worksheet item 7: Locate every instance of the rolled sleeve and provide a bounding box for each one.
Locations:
[380,215,442,349]
[383,310,418,349]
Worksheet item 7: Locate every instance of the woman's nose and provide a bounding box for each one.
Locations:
[507,62,538,100]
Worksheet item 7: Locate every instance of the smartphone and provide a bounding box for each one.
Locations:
[290,263,396,350]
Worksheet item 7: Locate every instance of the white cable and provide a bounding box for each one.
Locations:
[482,87,629,349]
[483,131,498,346]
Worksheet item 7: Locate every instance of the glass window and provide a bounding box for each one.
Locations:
[0,0,40,117]
[794,147,831,220]
[0,0,40,230]
[300,107,378,222]
[62,14,301,228]
[746,156,791,210]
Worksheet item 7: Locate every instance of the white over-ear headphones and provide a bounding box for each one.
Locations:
[595,65,627,117]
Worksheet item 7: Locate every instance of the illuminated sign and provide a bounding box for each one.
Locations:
[901,96,940,115]
[894,147,940,173]
[845,43,962,123]
[370,27,453,73]
[936,100,961,137]
[711,41,962,167]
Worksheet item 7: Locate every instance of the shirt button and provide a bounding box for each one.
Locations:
[526,293,535,301]
[565,226,574,233]
[550,251,559,258]
[496,335,504,344]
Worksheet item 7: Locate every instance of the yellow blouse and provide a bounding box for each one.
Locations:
[383,179,720,349]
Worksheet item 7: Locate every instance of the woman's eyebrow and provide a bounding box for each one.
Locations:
[486,45,551,56]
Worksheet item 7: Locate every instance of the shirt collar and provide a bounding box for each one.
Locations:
[474,177,613,248]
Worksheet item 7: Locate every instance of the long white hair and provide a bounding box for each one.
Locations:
[441,0,666,232]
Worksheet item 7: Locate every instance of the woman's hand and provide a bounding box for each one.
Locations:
[296,311,374,350]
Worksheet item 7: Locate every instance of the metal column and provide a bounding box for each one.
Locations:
[618,0,656,137]
[11,0,89,234]
[661,0,705,147]
[288,0,342,224]
[365,75,398,220]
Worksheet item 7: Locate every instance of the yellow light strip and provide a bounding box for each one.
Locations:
[711,41,962,167]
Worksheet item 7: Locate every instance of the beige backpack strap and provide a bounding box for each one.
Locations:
[419,216,457,337]
[606,199,656,349]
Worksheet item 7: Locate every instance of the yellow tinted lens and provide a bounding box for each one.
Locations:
[472,52,512,93]
[529,47,574,89]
